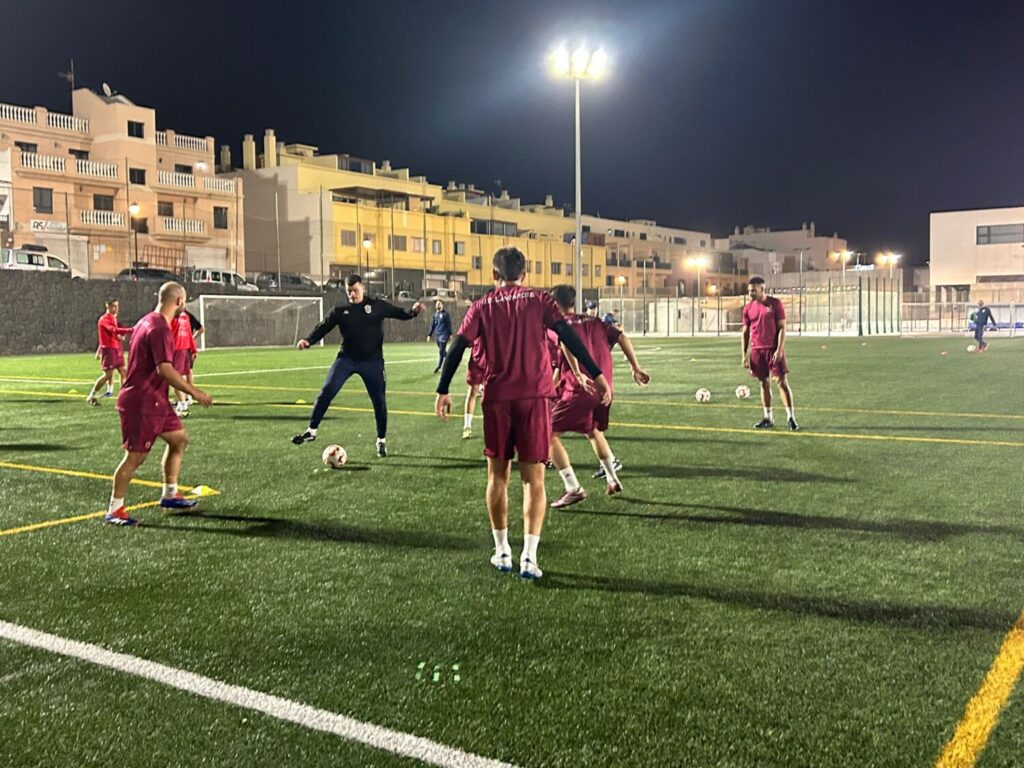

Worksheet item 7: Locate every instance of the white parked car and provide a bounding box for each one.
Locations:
[189,267,259,292]
[0,247,82,279]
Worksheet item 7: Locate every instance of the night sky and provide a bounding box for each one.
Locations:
[4,0,1023,265]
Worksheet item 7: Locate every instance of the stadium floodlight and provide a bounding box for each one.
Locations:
[831,249,853,287]
[548,41,611,313]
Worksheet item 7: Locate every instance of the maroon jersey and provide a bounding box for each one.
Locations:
[117,312,174,414]
[456,285,564,402]
[743,297,785,349]
[558,314,621,396]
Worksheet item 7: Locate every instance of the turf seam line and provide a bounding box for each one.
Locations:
[0,619,516,768]
[935,610,1024,768]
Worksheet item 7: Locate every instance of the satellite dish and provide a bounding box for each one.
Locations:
[102,82,112,97]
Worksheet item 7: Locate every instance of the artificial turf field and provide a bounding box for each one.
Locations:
[0,335,1021,768]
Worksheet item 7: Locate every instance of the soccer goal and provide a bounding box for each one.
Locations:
[195,295,324,350]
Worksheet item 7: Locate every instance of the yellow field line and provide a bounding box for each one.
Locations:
[0,460,209,493]
[2,378,1022,423]
[0,500,163,537]
[935,610,1024,767]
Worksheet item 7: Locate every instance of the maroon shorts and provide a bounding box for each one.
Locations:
[118,407,184,453]
[551,390,610,435]
[100,347,124,371]
[466,357,487,387]
[172,348,192,376]
[482,398,552,463]
[749,347,789,380]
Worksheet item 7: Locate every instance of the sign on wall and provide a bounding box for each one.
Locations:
[31,220,67,233]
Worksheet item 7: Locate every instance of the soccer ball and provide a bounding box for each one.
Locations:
[735,385,751,399]
[695,388,712,402]
[966,344,977,353]
[322,444,347,469]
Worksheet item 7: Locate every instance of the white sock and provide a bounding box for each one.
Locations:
[376,437,386,445]
[522,533,540,563]
[105,383,113,394]
[162,483,177,498]
[600,455,621,485]
[558,466,581,493]
[308,426,318,436]
[463,413,473,429]
[764,407,773,420]
[491,528,510,556]
[88,385,99,398]
[785,406,795,419]
[108,496,124,514]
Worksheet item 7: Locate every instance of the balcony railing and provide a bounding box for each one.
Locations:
[202,177,236,194]
[0,103,37,124]
[174,133,207,152]
[47,112,89,133]
[81,210,126,227]
[20,152,66,173]
[155,131,167,146]
[157,171,196,189]
[162,217,205,235]
[76,159,118,179]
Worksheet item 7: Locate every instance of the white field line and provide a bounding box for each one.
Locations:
[0,619,516,768]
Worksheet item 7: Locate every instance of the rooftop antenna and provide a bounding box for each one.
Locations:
[57,59,76,109]
[102,82,113,98]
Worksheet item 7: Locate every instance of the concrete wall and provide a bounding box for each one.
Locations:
[930,207,1024,289]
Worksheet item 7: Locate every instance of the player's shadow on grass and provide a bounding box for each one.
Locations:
[149,510,476,551]
[625,465,849,483]
[569,499,1021,542]
[383,454,486,470]
[537,572,1015,631]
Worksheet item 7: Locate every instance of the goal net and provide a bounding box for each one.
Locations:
[195,295,324,350]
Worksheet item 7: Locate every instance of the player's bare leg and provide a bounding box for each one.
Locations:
[550,433,586,508]
[158,429,198,509]
[87,370,113,405]
[587,429,623,495]
[106,449,148,525]
[463,384,480,439]
[519,460,547,578]
[486,456,513,572]
[775,374,798,431]
[755,377,774,429]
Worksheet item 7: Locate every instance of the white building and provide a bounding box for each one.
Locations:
[727,222,847,273]
[930,206,1024,302]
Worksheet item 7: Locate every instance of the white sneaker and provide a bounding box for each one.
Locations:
[519,558,543,580]
[490,551,513,573]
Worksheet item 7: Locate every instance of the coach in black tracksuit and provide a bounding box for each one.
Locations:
[292,274,424,457]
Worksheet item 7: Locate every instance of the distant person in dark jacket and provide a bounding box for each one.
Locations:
[427,300,453,373]
[972,299,997,352]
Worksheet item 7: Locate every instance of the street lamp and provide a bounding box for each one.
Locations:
[830,249,852,288]
[616,273,626,321]
[128,202,140,268]
[549,42,609,313]
[877,251,901,279]
[362,236,372,277]
[685,255,709,334]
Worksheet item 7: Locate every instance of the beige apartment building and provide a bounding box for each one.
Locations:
[0,87,243,277]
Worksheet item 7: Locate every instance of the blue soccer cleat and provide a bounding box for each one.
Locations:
[159,493,198,509]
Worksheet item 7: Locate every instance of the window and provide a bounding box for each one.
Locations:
[158,201,174,217]
[32,187,53,214]
[131,217,149,234]
[472,256,482,270]
[639,233,648,241]
[432,239,442,254]
[582,264,589,277]
[595,266,602,277]
[127,120,145,138]
[129,167,146,185]
[454,240,465,256]
[613,229,626,238]
[69,148,89,160]
[672,236,687,245]
[566,264,573,276]
[47,256,68,271]
[388,234,407,251]
[535,261,542,274]
[15,141,38,154]
[700,240,707,247]
[340,230,356,246]
[214,206,228,229]
[412,237,425,253]
[174,163,193,175]
[93,194,114,212]
[551,262,562,275]
[977,224,1024,245]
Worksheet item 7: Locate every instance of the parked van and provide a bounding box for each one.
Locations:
[421,287,459,302]
[189,267,258,292]
[1,247,80,279]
